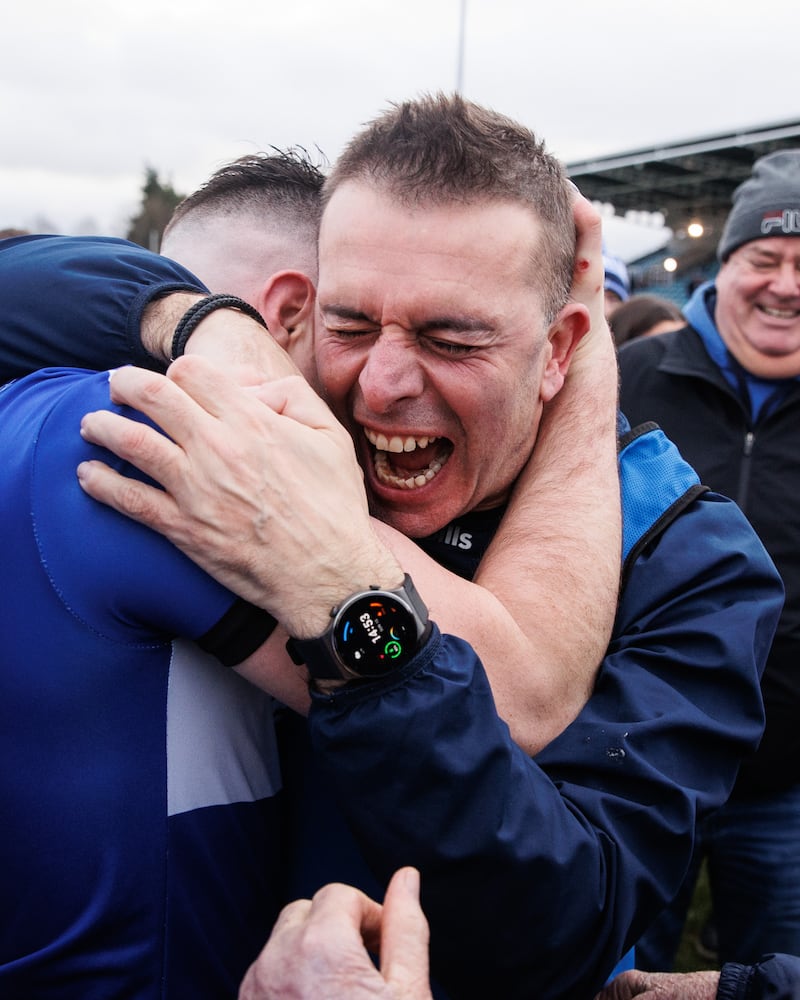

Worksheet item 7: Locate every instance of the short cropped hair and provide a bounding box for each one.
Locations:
[323,93,574,323]
[164,148,326,243]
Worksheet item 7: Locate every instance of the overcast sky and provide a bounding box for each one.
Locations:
[3,0,798,257]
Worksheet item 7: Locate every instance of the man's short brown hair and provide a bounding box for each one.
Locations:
[324,93,574,323]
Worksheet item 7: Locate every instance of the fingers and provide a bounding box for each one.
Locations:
[570,188,605,301]
[77,360,282,538]
[80,405,184,496]
[309,881,384,953]
[76,459,181,532]
[267,897,314,937]
[237,885,384,1000]
[566,184,615,369]
[101,358,267,449]
[594,968,648,998]
[572,190,604,255]
[379,868,432,992]
[77,383,188,532]
[252,375,339,432]
[237,876,432,1000]
[167,354,259,420]
[238,899,313,1000]
[594,968,722,1000]
[107,363,214,439]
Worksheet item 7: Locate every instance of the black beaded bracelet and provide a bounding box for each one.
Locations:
[170,294,268,361]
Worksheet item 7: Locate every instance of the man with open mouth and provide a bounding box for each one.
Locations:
[0,98,783,999]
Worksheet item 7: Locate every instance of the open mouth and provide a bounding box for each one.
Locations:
[364,427,453,490]
[757,304,800,320]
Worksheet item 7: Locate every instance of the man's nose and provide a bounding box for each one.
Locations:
[769,261,800,297]
[358,331,425,413]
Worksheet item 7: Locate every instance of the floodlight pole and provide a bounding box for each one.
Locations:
[456,0,467,94]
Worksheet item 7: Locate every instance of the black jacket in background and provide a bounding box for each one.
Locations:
[618,325,800,797]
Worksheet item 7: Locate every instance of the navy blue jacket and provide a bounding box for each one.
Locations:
[719,954,800,999]
[0,235,784,999]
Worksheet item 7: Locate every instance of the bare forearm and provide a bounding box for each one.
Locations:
[141,292,299,383]
[475,329,621,749]
[470,197,621,750]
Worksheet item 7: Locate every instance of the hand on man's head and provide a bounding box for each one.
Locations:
[566,190,616,374]
[77,357,402,636]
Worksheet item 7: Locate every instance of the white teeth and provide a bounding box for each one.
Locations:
[761,306,799,319]
[373,451,445,490]
[364,428,438,453]
[363,427,448,490]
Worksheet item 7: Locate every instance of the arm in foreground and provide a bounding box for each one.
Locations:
[0,233,295,385]
[239,868,432,1000]
[5,219,616,751]
[471,191,620,741]
[0,235,206,380]
[76,196,619,753]
[306,493,782,1000]
[77,350,609,752]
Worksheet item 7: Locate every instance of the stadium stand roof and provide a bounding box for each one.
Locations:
[566,118,800,234]
[567,118,800,304]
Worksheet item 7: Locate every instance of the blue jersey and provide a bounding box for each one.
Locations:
[0,369,282,998]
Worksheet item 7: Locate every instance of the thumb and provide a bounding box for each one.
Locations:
[379,868,432,996]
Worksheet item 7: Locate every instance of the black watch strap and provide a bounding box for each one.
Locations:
[287,575,429,682]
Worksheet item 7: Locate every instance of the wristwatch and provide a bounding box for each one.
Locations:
[287,575,430,681]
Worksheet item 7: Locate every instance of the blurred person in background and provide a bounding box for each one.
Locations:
[610,293,685,347]
[619,149,800,971]
[603,250,631,320]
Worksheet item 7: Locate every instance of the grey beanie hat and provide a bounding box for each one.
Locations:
[717,149,800,261]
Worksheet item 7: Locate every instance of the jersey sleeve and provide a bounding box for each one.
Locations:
[23,369,271,663]
[306,493,783,1000]
[0,235,207,381]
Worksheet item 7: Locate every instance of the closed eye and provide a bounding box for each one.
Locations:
[327,325,379,339]
[424,336,478,357]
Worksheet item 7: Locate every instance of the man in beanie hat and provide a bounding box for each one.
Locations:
[618,149,800,970]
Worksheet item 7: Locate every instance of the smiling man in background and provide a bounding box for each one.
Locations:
[619,150,800,970]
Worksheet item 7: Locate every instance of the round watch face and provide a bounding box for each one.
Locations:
[333,593,419,676]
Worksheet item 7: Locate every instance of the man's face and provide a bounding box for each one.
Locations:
[715,237,800,378]
[314,181,568,538]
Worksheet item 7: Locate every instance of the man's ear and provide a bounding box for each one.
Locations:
[255,270,316,353]
[539,302,591,404]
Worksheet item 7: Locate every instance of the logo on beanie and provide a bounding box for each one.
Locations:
[761,209,800,237]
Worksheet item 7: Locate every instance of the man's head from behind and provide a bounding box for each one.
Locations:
[314,93,588,537]
[715,149,800,378]
[161,149,325,379]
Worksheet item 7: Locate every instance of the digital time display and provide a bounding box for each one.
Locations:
[334,597,416,675]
